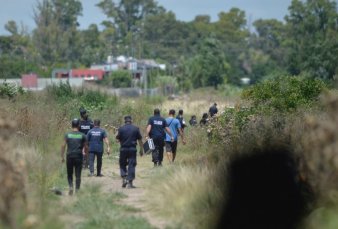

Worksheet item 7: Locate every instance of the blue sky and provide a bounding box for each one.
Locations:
[0,0,292,35]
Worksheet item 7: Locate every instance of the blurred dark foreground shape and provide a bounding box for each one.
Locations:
[218,147,313,229]
[0,117,26,229]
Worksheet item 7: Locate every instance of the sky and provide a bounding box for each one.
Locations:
[0,0,293,35]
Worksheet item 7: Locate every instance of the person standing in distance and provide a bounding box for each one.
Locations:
[209,103,218,117]
[176,109,186,132]
[189,115,198,126]
[79,108,93,169]
[166,109,186,163]
[61,119,88,195]
[87,119,110,177]
[146,108,174,167]
[116,116,143,188]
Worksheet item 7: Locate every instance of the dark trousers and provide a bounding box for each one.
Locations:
[89,151,103,175]
[119,148,137,181]
[66,156,83,190]
[152,138,164,164]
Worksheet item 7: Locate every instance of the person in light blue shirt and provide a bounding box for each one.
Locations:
[165,109,186,163]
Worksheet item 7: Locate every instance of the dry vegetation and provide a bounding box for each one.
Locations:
[1,82,338,228]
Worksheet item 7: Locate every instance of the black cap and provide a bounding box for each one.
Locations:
[124,115,132,123]
[79,108,87,115]
[72,118,80,127]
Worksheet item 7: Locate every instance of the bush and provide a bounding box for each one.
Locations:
[108,70,132,88]
[242,75,327,112]
[46,81,74,102]
[0,81,24,99]
[77,89,108,111]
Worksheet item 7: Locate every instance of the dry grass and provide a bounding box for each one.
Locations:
[0,114,27,228]
[144,165,222,229]
[297,91,338,202]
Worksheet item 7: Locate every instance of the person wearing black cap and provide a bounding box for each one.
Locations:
[79,108,94,169]
[87,119,110,177]
[61,119,88,195]
[116,116,144,188]
[146,108,174,166]
[176,109,186,132]
[209,103,218,117]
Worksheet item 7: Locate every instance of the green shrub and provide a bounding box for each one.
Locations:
[78,89,108,111]
[46,81,74,102]
[0,81,24,99]
[242,75,327,112]
[105,70,132,88]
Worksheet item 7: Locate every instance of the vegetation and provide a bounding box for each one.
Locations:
[0,0,337,90]
[1,0,338,228]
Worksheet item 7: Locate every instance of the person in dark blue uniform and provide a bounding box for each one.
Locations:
[116,116,144,188]
[87,119,110,177]
[209,103,218,117]
[61,119,88,195]
[146,108,173,166]
[79,108,94,169]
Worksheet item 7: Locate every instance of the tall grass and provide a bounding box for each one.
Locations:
[144,165,222,229]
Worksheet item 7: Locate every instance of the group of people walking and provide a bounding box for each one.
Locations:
[61,107,188,195]
[189,102,218,127]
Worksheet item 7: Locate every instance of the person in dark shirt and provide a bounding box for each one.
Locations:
[176,109,186,132]
[189,115,198,126]
[146,108,173,166]
[79,108,94,169]
[61,119,88,195]
[87,119,110,177]
[209,103,218,117]
[116,116,144,188]
[200,113,209,126]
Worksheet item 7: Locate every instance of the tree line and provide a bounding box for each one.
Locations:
[0,0,337,90]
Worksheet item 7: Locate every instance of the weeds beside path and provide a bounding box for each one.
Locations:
[59,154,169,229]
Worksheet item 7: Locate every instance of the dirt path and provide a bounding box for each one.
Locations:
[60,154,168,229]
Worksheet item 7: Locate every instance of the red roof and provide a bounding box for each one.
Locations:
[71,69,105,80]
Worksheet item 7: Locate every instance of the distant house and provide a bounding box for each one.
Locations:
[52,68,69,79]
[91,63,118,72]
[21,73,38,88]
[53,68,105,81]
[70,69,105,81]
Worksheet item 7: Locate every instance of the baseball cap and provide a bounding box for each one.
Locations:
[124,115,132,122]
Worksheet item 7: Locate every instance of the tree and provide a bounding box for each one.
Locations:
[142,11,190,61]
[285,0,338,79]
[97,0,165,56]
[32,0,83,65]
[79,24,107,66]
[214,8,250,84]
[185,38,230,89]
[252,19,287,66]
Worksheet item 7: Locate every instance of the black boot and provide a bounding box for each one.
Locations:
[122,177,128,188]
[126,180,136,189]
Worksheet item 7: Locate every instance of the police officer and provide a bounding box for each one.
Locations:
[61,119,88,195]
[116,116,143,188]
[79,108,93,168]
[87,119,110,177]
[209,103,218,117]
[146,108,173,166]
